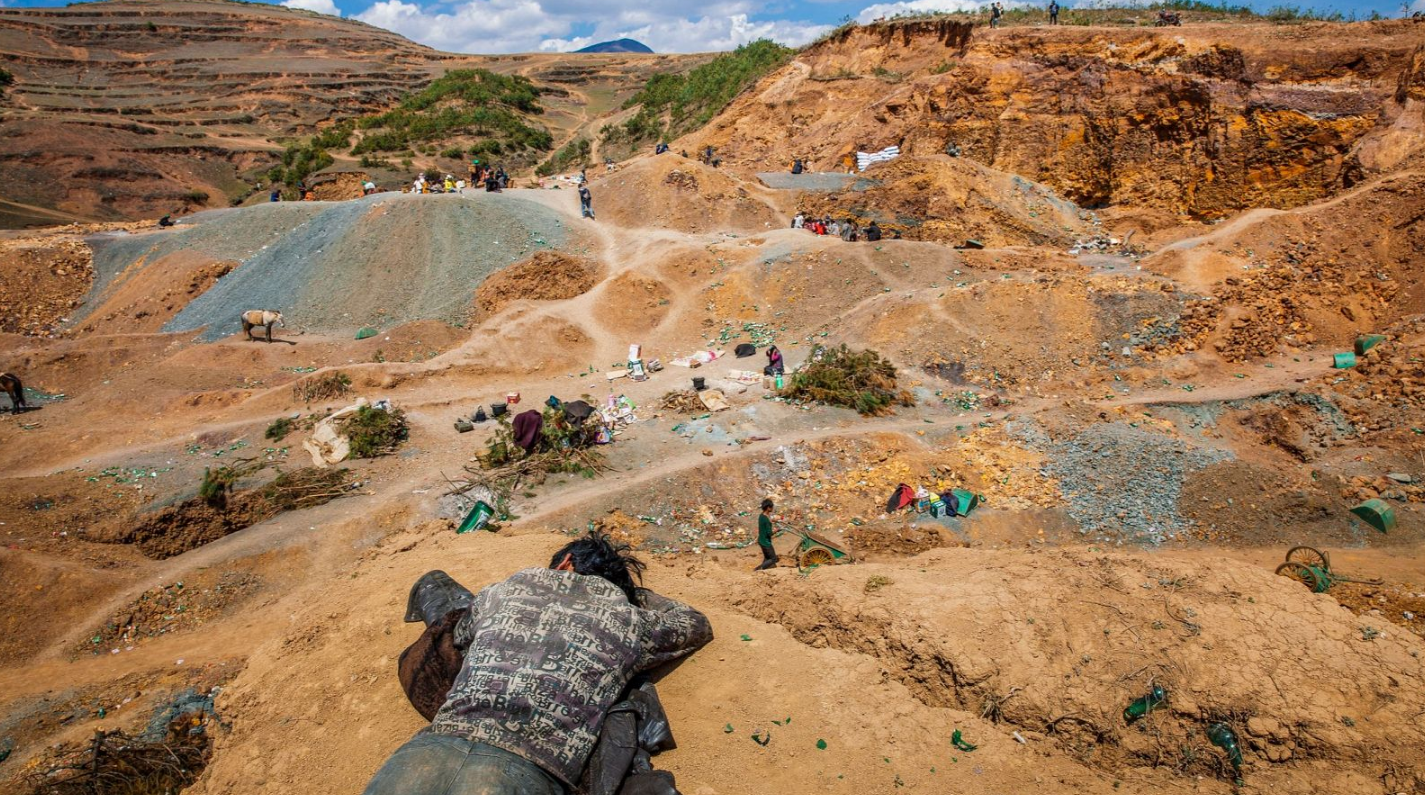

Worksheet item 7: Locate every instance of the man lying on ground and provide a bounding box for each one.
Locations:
[364,532,713,795]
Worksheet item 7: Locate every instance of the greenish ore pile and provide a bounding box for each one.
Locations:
[122,193,569,340]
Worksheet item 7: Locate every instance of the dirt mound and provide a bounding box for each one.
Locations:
[592,271,674,338]
[473,251,599,319]
[310,172,372,202]
[794,156,1090,247]
[73,251,237,335]
[78,571,261,658]
[593,157,784,234]
[732,547,1425,789]
[0,237,93,336]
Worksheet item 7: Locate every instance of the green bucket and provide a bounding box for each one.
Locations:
[1332,352,1356,369]
[456,500,495,534]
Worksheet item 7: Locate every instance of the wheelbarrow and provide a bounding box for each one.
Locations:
[776,523,854,568]
[1274,546,1382,594]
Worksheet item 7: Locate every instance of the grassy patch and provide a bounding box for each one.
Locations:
[780,345,915,417]
[602,40,793,151]
[352,69,551,157]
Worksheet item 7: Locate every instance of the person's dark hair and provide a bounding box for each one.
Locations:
[550,531,646,604]
[761,499,774,512]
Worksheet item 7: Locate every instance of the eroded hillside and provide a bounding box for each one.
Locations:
[686,18,1425,219]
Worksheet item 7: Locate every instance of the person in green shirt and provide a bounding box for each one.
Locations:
[754,499,778,571]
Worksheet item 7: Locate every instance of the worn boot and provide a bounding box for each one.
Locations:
[403,570,474,627]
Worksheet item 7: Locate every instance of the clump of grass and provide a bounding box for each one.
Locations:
[864,575,895,593]
[340,405,409,458]
[780,345,915,416]
[265,417,294,441]
[291,372,351,404]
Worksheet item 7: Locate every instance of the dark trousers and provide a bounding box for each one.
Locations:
[755,544,778,571]
[363,731,565,795]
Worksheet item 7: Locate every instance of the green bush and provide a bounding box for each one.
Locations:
[779,345,915,417]
[351,69,552,156]
[535,137,591,176]
[603,40,793,150]
[341,406,409,459]
[266,417,294,441]
[312,121,353,150]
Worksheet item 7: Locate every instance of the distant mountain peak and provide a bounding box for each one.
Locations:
[575,38,653,54]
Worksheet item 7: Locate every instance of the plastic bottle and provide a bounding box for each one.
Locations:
[1123,685,1168,723]
[1206,722,1244,785]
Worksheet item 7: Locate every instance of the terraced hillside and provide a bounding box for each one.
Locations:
[0,0,694,227]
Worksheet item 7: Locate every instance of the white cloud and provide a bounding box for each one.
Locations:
[542,14,832,53]
[856,0,988,23]
[1408,0,1424,13]
[282,0,342,15]
[355,0,829,53]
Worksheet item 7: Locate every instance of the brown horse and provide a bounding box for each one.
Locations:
[1,372,25,412]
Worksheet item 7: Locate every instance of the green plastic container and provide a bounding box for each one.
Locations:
[1332,352,1356,369]
[1353,334,1386,356]
[1350,499,1396,533]
[355,327,379,340]
[456,500,495,534]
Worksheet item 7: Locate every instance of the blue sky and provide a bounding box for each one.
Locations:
[1,0,1416,52]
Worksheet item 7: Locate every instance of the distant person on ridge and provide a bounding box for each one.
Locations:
[1048,0,1060,24]
[792,212,805,229]
[990,1,1003,27]
[365,532,712,795]
[791,158,804,174]
[579,184,594,219]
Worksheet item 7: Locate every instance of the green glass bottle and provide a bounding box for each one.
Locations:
[1123,685,1167,723]
[1206,722,1244,785]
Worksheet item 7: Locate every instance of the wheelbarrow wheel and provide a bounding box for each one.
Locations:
[1286,546,1329,571]
[1275,561,1325,592]
[799,547,835,568]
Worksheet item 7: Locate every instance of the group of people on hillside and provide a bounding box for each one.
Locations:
[468,162,510,192]
[792,212,885,242]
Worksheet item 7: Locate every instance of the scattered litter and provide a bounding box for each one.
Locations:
[951,729,977,752]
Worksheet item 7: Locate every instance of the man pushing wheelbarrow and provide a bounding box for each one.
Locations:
[751,499,854,571]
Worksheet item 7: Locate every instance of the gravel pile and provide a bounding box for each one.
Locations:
[77,194,571,340]
[755,172,879,192]
[1044,422,1230,544]
[165,194,570,340]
